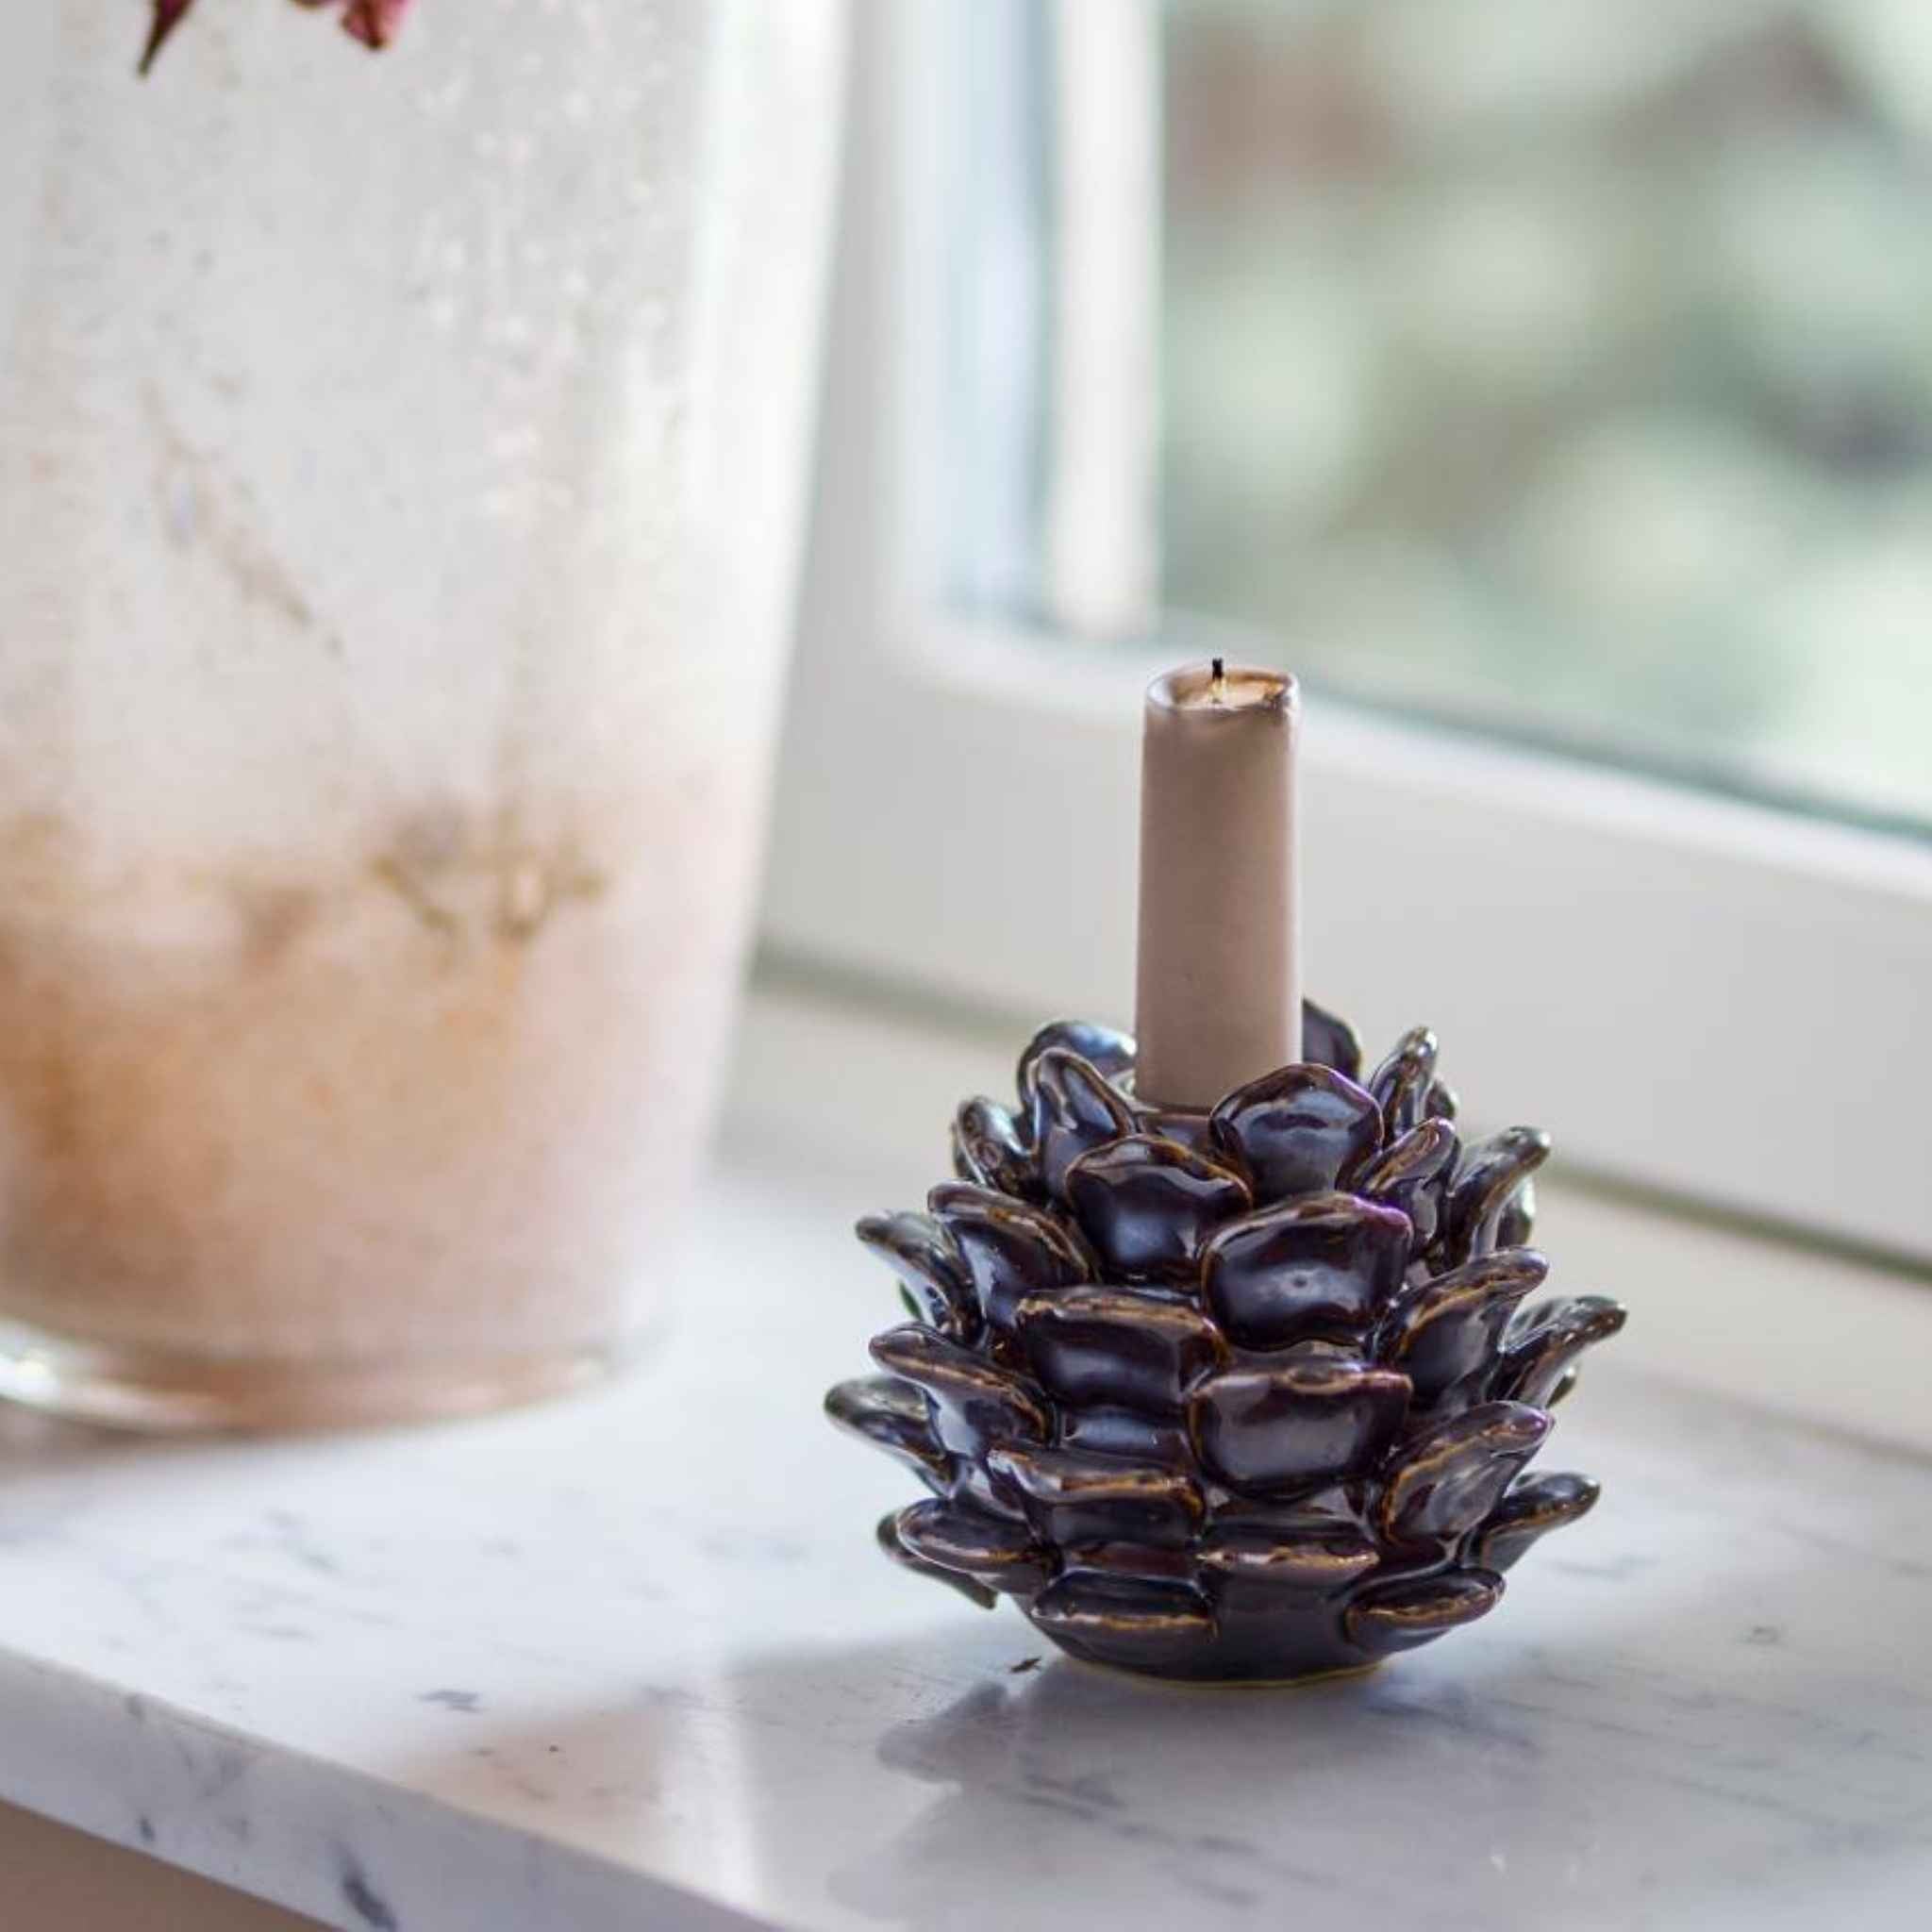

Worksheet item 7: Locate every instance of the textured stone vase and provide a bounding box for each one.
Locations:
[827,1004,1624,1682]
[0,2,846,1426]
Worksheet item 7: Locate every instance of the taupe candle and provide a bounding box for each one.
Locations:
[1133,658,1302,1108]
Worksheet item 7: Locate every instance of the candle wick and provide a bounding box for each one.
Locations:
[1209,657,1226,704]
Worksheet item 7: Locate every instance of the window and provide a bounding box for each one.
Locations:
[763,0,1932,1260]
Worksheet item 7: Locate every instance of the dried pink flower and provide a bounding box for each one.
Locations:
[336,0,415,51]
[142,0,415,75]
[140,0,193,73]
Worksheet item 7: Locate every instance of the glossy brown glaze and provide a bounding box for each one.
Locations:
[825,998,1624,1682]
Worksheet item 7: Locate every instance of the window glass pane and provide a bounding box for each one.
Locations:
[944,0,1932,832]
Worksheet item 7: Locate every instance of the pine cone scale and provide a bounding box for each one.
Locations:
[1013,1287,1226,1414]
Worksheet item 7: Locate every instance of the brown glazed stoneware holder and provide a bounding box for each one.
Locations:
[824,1001,1625,1683]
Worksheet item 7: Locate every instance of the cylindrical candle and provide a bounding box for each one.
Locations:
[1133,659,1301,1108]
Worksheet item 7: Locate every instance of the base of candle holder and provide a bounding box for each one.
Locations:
[824,1000,1624,1685]
[1060,1651,1384,1694]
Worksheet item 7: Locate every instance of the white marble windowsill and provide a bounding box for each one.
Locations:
[0,982,1928,1932]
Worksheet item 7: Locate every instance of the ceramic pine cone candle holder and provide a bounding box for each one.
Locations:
[824,1002,1626,1683]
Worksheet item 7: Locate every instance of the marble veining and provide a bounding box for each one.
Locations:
[0,1057,1929,1928]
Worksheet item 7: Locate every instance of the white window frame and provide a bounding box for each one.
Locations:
[760,0,1932,1263]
